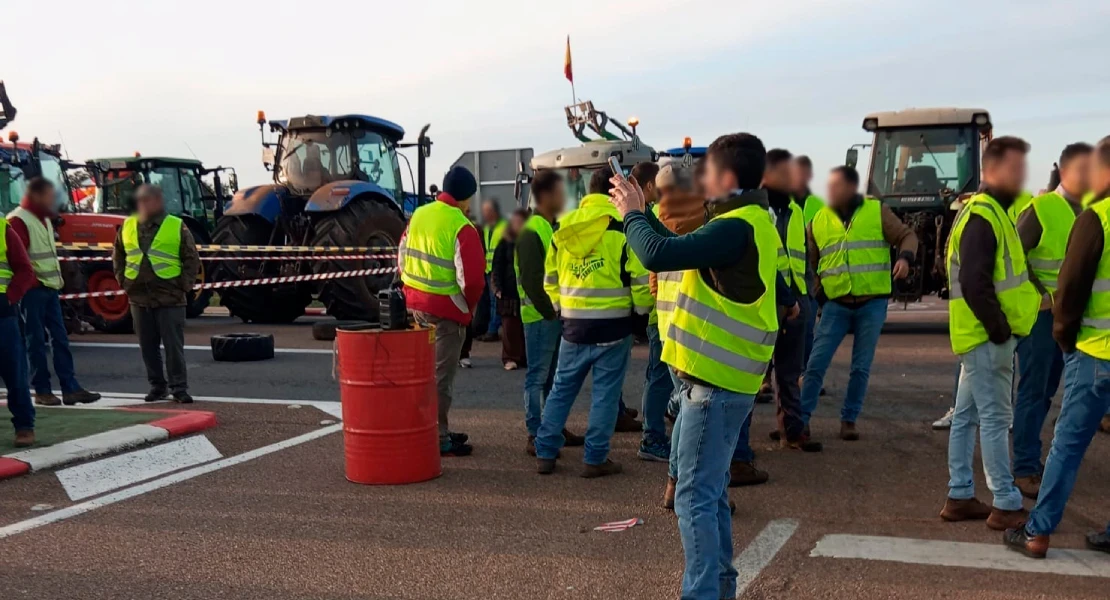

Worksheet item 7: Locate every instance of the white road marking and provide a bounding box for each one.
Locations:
[734,518,799,596]
[5,424,169,471]
[57,435,222,501]
[811,534,1110,578]
[55,391,341,411]
[0,424,341,540]
[71,342,332,355]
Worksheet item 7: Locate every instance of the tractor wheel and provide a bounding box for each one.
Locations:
[212,215,310,324]
[311,199,403,322]
[186,221,213,319]
[83,266,134,333]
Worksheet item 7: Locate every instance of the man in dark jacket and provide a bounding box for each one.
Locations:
[112,185,200,403]
[1,212,38,447]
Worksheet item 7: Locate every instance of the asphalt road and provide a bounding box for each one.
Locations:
[2,310,1109,599]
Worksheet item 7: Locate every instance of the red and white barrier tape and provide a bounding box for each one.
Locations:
[57,243,399,253]
[57,254,395,263]
[58,267,399,300]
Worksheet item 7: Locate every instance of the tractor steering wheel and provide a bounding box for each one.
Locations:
[366,159,383,184]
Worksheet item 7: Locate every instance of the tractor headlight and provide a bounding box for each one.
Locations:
[862,118,878,132]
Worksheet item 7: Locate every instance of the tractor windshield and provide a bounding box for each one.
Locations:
[37,154,70,211]
[868,126,978,197]
[277,128,401,198]
[93,169,143,214]
[93,165,203,217]
[0,164,22,213]
[0,153,68,213]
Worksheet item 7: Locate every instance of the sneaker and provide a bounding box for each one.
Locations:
[614,410,641,433]
[1004,527,1049,559]
[449,432,469,445]
[62,389,101,406]
[13,430,34,448]
[1100,415,1110,434]
[33,393,61,407]
[1086,529,1110,553]
[663,477,676,510]
[441,438,473,457]
[987,507,1029,531]
[503,361,519,371]
[1015,474,1041,500]
[940,497,991,522]
[932,407,955,430]
[537,457,556,475]
[728,461,769,487]
[458,358,473,369]
[637,438,671,462]
[581,459,623,479]
[839,421,860,441]
[172,392,194,404]
[562,429,585,447]
[144,388,169,403]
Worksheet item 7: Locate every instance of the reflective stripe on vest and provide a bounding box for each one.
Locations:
[400,201,471,309]
[661,204,779,395]
[811,199,891,298]
[7,207,62,289]
[1076,196,1110,360]
[0,219,11,293]
[655,269,684,335]
[516,214,555,324]
[1025,192,1077,295]
[483,220,507,274]
[546,214,640,321]
[947,194,1039,355]
[122,214,183,280]
[775,202,808,295]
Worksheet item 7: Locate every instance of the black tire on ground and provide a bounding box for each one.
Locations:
[311,198,404,322]
[185,220,213,319]
[210,333,275,362]
[311,319,372,341]
[211,215,311,324]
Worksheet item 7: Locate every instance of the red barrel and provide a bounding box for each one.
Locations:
[336,325,441,484]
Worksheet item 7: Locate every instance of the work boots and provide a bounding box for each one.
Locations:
[729,461,769,487]
[34,393,61,407]
[940,497,991,522]
[62,390,101,406]
[581,459,623,479]
[840,421,860,441]
[1014,475,1041,499]
[13,430,34,448]
[614,410,641,433]
[987,507,1029,531]
[1003,527,1049,559]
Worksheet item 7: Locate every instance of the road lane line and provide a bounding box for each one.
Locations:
[57,435,222,501]
[71,342,333,355]
[811,534,1110,577]
[57,391,339,408]
[0,424,341,540]
[734,518,799,596]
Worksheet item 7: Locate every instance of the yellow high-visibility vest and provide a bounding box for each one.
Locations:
[516,214,555,324]
[1076,196,1110,360]
[482,220,507,274]
[661,204,779,395]
[811,199,891,299]
[0,218,11,294]
[400,201,471,308]
[947,193,1039,354]
[1024,191,1078,298]
[776,201,808,295]
[123,215,183,280]
[7,207,62,289]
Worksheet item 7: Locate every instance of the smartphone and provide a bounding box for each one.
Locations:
[607,156,625,180]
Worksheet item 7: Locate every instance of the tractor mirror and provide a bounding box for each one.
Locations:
[228,173,239,193]
[262,147,275,169]
[845,148,859,169]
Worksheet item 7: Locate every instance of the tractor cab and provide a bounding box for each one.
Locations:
[85,156,235,230]
[0,135,71,214]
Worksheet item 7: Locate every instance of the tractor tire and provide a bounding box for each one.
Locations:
[212,215,310,324]
[311,319,372,341]
[82,265,134,334]
[210,333,275,362]
[311,199,404,322]
[186,221,213,319]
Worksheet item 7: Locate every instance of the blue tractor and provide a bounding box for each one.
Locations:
[213,113,431,323]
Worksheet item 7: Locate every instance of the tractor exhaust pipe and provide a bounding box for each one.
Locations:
[417,124,432,205]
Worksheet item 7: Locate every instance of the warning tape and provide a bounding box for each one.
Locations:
[56,242,398,253]
[58,267,399,300]
[56,254,395,263]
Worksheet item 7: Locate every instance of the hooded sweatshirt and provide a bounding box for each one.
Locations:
[649,190,705,296]
[547,194,651,345]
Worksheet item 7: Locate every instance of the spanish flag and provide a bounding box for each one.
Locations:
[564,36,573,83]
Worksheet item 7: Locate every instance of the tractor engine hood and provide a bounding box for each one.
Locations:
[304,180,397,214]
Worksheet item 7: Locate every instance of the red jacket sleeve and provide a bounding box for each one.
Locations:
[7,216,30,250]
[456,224,486,311]
[5,227,36,303]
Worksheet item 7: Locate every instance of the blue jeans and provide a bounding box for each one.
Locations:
[803,294,817,368]
[523,319,562,436]
[1027,351,1110,535]
[731,411,754,463]
[20,287,81,395]
[1013,309,1065,478]
[947,338,1023,511]
[674,383,754,600]
[641,322,673,443]
[0,315,34,431]
[668,373,751,479]
[485,275,501,336]
[668,369,691,480]
[535,336,632,464]
[801,298,887,424]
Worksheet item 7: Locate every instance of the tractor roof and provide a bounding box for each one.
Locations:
[269,114,405,141]
[90,156,203,168]
[531,139,656,170]
[863,108,991,129]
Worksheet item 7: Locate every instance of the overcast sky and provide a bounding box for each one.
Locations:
[7,0,1110,194]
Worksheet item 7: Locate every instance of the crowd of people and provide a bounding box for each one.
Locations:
[398,133,1110,599]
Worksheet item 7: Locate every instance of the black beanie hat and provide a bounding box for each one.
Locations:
[442,166,477,202]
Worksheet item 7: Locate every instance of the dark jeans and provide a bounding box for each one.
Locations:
[641,321,674,443]
[500,314,525,365]
[133,305,188,395]
[20,287,81,395]
[485,275,501,336]
[0,315,33,432]
[801,298,887,424]
[1013,309,1065,478]
[774,301,808,441]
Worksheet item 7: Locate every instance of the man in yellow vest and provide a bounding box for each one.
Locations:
[802,166,917,441]
[533,166,652,477]
[1011,142,1093,499]
[940,137,1039,532]
[8,178,100,407]
[1004,135,1110,559]
[476,199,506,342]
[399,166,486,457]
[613,133,799,600]
[0,204,37,447]
[792,155,823,371]
[112,185,200,404]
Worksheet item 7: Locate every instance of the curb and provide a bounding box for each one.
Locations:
[0,410,218,481]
